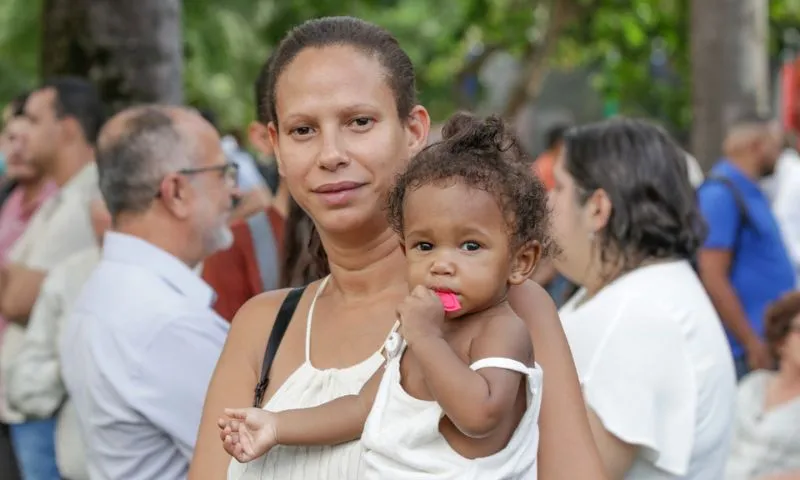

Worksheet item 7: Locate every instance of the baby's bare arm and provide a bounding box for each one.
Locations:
[410,312,532,439]
[273,365,384,446]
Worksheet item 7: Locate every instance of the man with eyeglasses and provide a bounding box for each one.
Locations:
[60,105,236,480]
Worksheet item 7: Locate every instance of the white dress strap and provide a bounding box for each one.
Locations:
[381,321,403,360]
[470,357,532,375]
[304,275,331,363]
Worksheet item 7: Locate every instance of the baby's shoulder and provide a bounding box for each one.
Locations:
[470,309,533,366]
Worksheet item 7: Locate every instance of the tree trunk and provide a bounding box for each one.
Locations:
[690,0,769,171]
[41,0,183,112]
[722,0,770,125]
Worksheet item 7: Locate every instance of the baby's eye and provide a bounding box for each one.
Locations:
[414,242,433,251]
[461,241,481,252]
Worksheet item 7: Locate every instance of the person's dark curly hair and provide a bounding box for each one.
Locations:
[764,291,800,362]
[386,112,552,254]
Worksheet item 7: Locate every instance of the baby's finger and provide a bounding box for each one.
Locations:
[225,408,249,420]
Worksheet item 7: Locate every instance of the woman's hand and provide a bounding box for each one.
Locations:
[218,408,279,463]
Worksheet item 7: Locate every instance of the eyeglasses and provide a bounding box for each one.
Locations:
[155,161,239,198]
[178,161,239,187]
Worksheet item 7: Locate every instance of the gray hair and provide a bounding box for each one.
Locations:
[97,107,195,218]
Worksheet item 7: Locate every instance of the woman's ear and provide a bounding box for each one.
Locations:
[406,105,431,156]
[267,121,283,177]
[585,188,613,234]
[509,241,542,285]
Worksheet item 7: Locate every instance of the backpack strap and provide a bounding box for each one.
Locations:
[253,286,307,407]
[246,210,280,292]
[703,174,753,258]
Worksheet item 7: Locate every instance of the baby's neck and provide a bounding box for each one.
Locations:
[444,298,513,331]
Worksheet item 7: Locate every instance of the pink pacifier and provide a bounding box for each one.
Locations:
[435,291,462,312]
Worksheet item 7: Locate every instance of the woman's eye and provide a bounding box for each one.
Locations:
[461,241,481,252]
[415,242,433,251]
[290,126,313,137]
[350,117,374,130]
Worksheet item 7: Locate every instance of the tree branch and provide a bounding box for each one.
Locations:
[501,0,580,120]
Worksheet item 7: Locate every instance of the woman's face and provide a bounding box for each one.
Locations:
[549,150,609,286]
[269,45,429,238]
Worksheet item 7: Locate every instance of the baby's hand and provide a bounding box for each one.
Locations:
[218,408,278,463]
[397,285,446,345]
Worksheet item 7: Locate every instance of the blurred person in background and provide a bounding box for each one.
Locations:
[726,291,800,480]
[697,115,797,380]
[60,105,234,480]
[199,108,272,223]
[0,92,53,480]
[532,123,569,191]
[553,118,736,479]
[530,124,573,306]
[202,57,291,321]
[0,77,101,480]
[7,194,110,480]
[771,134,800,280]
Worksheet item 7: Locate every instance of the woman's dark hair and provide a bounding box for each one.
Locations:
[387,112,552,253]
[265,16,417,279]
[279,197,330,288]
[9,91,30,117]
[266,16,417,128]
[764,291,800,362]
[563,118,705,270]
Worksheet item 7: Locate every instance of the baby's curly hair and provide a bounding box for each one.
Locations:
[386,112,553,254]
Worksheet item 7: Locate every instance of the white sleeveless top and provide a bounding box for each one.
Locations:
[361,340,543,480]
[227,276,396,480]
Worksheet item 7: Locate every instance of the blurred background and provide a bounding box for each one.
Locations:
[2,0,800,169]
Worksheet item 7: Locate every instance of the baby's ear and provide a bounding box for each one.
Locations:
[509,241,541,285]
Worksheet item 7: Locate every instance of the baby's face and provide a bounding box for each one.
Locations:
[402,182,513,316]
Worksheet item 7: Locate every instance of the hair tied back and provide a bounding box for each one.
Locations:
[440,112,516,155]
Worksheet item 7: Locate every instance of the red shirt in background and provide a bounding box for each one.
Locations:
[202,206,285,322]
[532,150,556,192]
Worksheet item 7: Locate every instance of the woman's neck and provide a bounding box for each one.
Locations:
[776,361,800,389]
[322,226,408,300]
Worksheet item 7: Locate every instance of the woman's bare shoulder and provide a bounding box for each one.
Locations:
[227,281,322,366]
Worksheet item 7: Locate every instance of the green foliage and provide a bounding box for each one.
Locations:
[0,0,39,103]
[1,0,800,133]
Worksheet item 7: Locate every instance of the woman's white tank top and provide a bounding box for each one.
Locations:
[227,276,396,480]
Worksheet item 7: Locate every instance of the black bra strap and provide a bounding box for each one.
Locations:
[253,286,307,407]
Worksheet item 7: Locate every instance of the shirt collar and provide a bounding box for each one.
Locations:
[17,181,58,219]
[101,231,215,307]
[57,162,98,202]
[714,159,763,195]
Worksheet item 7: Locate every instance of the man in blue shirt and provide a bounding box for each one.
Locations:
[697,115,797,380]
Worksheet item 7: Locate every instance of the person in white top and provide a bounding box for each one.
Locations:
[191,17,606,480]
[0,77,103,480]
[220,113,545,480]
[60,105,237,480]
[549,118,737,479]
[7,195,110,480]
[772,149,800,279]
[726,291,800,480]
